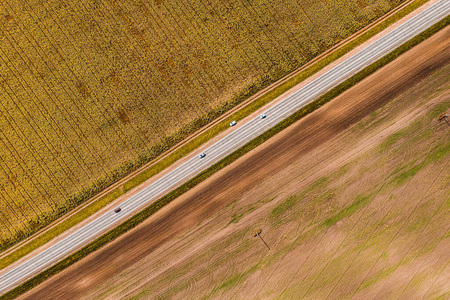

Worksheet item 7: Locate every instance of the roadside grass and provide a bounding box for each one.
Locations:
[1,9,448,300]
[0,0,435,269]
[0,187,122,270]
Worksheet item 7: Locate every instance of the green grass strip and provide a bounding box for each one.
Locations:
[0,0,432,271]
[0,188,123,270]
[2,13,448,300]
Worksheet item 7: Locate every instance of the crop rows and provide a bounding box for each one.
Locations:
[0,0,405,249]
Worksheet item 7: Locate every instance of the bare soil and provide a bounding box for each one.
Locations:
[20,26,450,300]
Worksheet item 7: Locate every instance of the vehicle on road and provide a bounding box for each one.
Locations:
[114,208,121,213]
[230,120,237,126]
[260,114,266,119]
[199,152,206,159]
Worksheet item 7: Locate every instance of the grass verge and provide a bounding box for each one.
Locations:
[0,0,433,270]
[2,13,448,300]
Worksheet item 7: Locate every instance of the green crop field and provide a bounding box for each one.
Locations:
[0,0,405,249]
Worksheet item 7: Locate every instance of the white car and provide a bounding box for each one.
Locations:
[260,114,266,119]
[199,152,206,159]
[230,120,237,127]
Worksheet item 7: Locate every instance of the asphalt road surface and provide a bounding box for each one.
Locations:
[0,0,448,295]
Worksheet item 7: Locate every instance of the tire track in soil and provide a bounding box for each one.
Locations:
[402,228,450,298]
[281,179,388,299]
[346,157,448,299]
[205,251,228,296]
[322,127,438,299]
[251,136,399,299]
[390,223,450,299]
[162,265,190,299]
[247,186,344,298]
[183,275,197,300]
[369,160,450,299]
[253,77,449,298]
[211,243,242,299]
[422,260,450,298]
[314,123,439,299]
[235,108,399,298]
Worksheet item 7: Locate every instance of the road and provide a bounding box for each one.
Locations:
[0,0,448,295]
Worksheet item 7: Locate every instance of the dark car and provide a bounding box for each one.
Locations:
[114,207,121,213]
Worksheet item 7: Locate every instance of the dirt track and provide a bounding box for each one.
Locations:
[20,26,450,299]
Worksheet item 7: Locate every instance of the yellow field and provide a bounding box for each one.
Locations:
[0,0,405,248]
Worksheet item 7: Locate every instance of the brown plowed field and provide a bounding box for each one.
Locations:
[21,27,450,299]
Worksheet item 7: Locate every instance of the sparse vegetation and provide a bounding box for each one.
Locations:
[271,195,299,219]
[379,132,405,151]
[323,194,373,228]
[390,164,422,186]
[229,206,256,225]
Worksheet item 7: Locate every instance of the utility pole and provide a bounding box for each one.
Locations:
[438,113,450,126]
[253,229,270,250]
